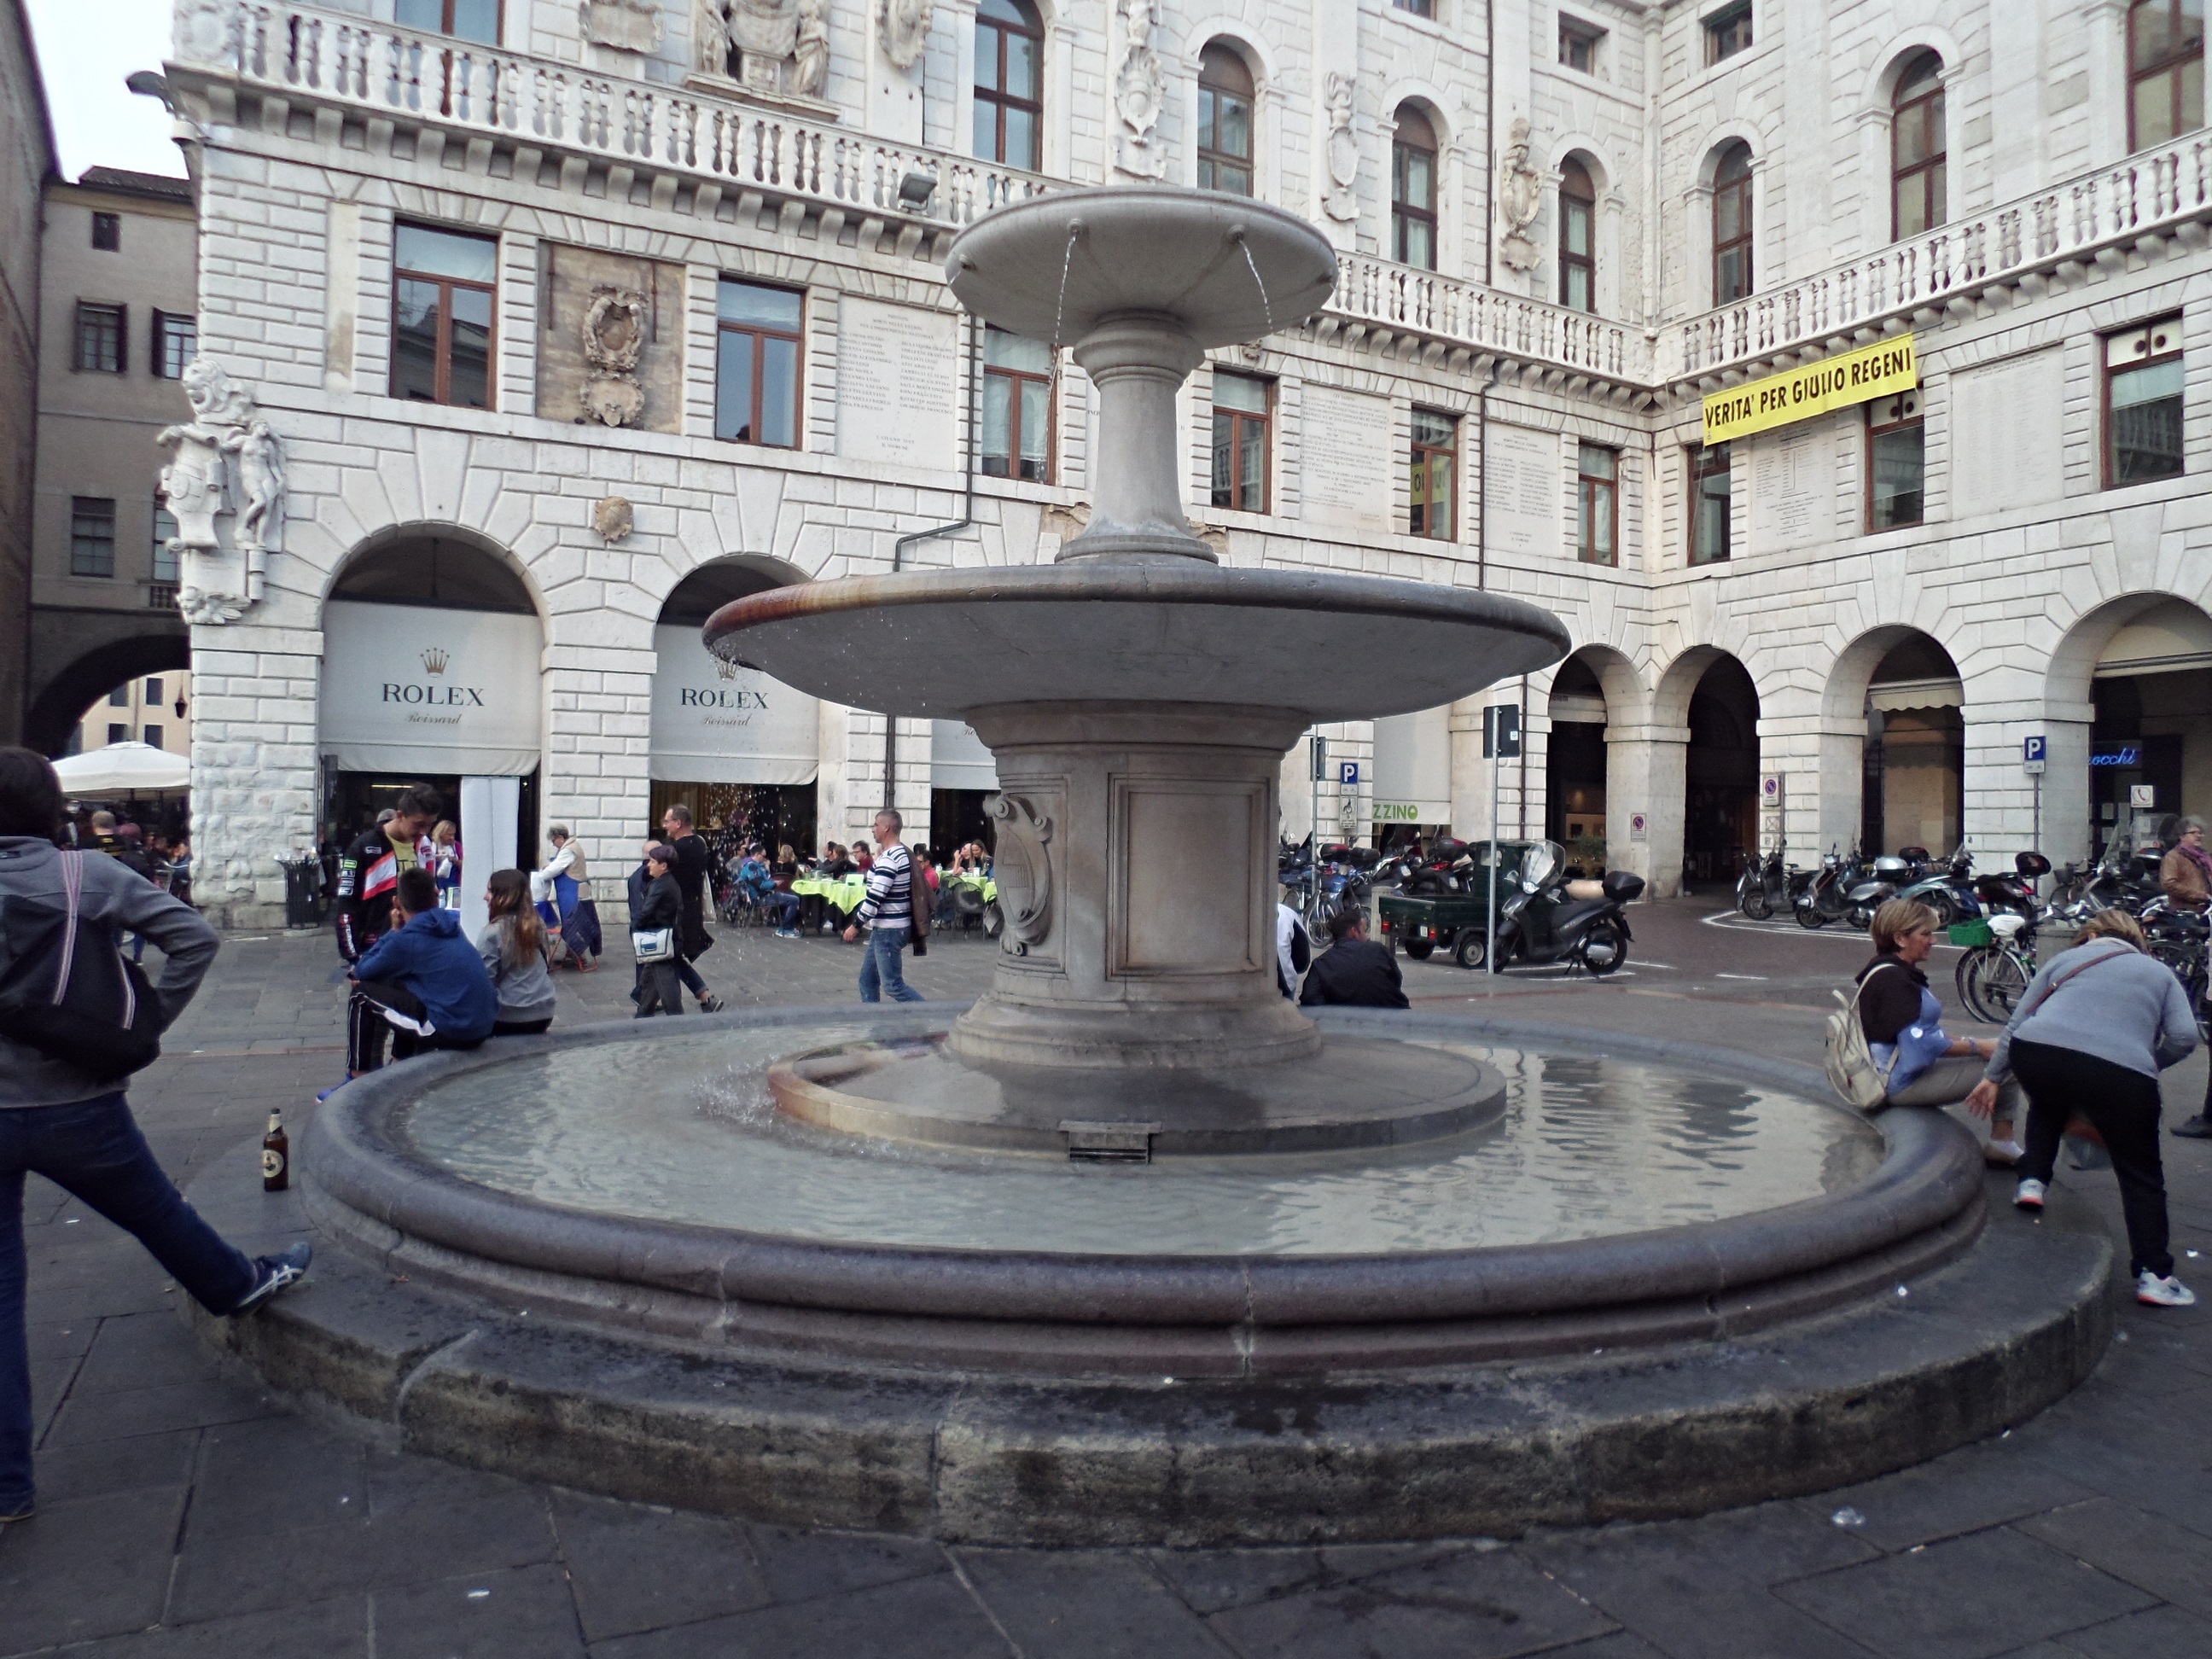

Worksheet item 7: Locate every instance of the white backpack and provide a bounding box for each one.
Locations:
[1825,966,1901,1110]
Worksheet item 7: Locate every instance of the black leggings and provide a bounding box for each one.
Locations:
[2011,1038,2173,1278]
[346,981,486,1074]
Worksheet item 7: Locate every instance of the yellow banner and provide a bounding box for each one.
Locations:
[1700,335,1918,446]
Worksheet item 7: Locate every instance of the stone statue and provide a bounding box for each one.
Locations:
[154,359,285,624]
[1113,0,1167,179]
[794,0,830,96]
[1323,72,1359,223]
[581,0,666,52]
[172,0,232,65]
[581,284,649,427]
[879,0,932,71]
[693,0,732,73]
[1497,117,1544,273]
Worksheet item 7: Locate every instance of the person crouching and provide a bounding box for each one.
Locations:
[343,866,497,1077]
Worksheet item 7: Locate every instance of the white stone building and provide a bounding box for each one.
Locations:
[148,0,2212,925]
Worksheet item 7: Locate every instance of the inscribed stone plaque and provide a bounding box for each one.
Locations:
[1950,348,2065,518]
[1298,385,1393,529]
[1484,423,1561,557]
[837,296,958,469]
[534,246,684,434]
[1749,423,1833,551]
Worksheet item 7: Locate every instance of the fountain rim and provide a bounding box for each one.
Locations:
[303,1004,1981,1332]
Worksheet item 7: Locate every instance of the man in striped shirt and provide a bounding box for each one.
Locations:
[842,809,925,1004]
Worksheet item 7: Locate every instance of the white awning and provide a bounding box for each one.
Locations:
[1868,675,1964,713]
[931,719,998,791]
[54,742,189,794]
[321,600,544,775]
[650,624,819,785]
[1371,704,1452,824]
[2096,599,2212,678]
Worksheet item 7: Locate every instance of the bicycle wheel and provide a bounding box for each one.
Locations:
[1958,947,2030,1025]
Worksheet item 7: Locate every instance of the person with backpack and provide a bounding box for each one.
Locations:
[0,748,311,1526]
[1966,909,2199,1308]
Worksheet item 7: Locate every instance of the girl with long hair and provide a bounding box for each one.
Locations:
[478,868,557,1036]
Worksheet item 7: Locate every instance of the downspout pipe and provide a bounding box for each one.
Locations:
[882,311,981,812]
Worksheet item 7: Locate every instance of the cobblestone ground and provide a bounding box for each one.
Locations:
[3,900,2209,1657]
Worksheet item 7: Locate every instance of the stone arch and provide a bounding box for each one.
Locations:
[1861,27,1965,113]
[1541,644,1646,855]
[1647,645,1762,890]
[1177,23,1274,199]
[24,627,194,760]
[317,521,545,622]
[1824,626,1966,857]
[653,554,810,626]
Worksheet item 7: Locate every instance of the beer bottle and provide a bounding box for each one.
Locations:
[261,1110,290,1192]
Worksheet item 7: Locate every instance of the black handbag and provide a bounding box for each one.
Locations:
[0,852,164,1080]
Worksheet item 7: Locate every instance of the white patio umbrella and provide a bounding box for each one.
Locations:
[53,742,191,795]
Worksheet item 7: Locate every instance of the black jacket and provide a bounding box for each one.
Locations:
[668,832,714,958]
[1298,937,1410,1009]
[334,824,418,962]
[632,871,682,934]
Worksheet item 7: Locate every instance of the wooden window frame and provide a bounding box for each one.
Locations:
[715,281,805,450]
[1196,44,1256,197]
[1210,374,1272,515]
[2104,317,2186,489]
[2128,0,2207,152]
[975,0,1044,171]
[70,496,118,578]
[390,224,498,410]
[1576,442,1619,566]
[1391,111,1440,271]
[74,302,125,374]
[1688,444,1732,566]
[981,329,1056,484]
[152,311,196,380]
[1559,16,1604,73]
[1890,55,1947,241]
[1559,159,1597,313]
[1865,392,1926,530]
[1409,409,1458,540]
[1704,2,1753,66]
[1711,147,1754,304]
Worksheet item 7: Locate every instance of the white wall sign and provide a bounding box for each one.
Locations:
[1951,348,2065,518]
[1371,705,1452,824]
[1483,422,1560,557]
[320,601,543,775]
[930,719,998,791]
[836,297,959,469]
[650,625,820,785]
[1298,385,1393,529]
[1749,424,1832,550]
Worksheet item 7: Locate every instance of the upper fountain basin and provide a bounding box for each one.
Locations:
[703,562,1570,721]
[946,186,1338,347]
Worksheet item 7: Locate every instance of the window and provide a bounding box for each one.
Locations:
[1409,410,1457,538]
[982,327,1053,481]
[152,499,179,583]
[1559,17,1604,73]
[1891,54,1947,239]
[71,498,117,577]
[1711,143,1753,303]
[1559,157,1596,312]
[145,678,164,704]
[1576,444,1618,564]
[90,212,119,251]
[396,0,500,44]
[1196,43,1255,196]
[143,725,164,751]
[715,279,802,447]
[1866,391,1924,529]
[153,311,196,380]
[2106,317,2185,486]
[390,224,496,408]
[74,302,125,373]
[2128,0,2206,150]
[1689,445,1731,564]
[108,687,130,708]
[1210,372,1271,512]
[975,0,1043,172]
[1393,0,1437,16]
[107,724,129,747]
[1391,105,1439,270]
[1704,2,1753,65]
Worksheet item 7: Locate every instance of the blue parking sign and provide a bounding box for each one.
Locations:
[2023,736,2046,764]
[1339,762,1359,786]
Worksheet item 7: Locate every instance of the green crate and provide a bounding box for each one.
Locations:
[1947,920,1992,948]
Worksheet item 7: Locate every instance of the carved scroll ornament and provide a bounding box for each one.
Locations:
[987,794,1055,952]
[1497,117,1544,273]
[1322,73,1359,222]
[581,284,649,427]
[1113,0,1167,179]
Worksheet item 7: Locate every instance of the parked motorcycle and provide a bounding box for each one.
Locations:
[1894,846,1982,928]
[1794,847,1869,929]
[1735,844,1796,920]
[1468,840,1644,975]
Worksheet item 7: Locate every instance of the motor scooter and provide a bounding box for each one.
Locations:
[1794,847,1869,929]
[1473,840,1644,975]
[1895,846,1982,928]
[1735,844,1795,920]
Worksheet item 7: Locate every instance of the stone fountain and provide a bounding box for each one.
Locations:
[189,187,2117,1547]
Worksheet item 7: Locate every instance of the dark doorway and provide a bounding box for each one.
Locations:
[649,780,816,859]
[1684,655,1759,883]
[1861,635,1964,856]
[931,789,997,864]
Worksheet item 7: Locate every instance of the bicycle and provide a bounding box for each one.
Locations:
[1954,911,2038,1024]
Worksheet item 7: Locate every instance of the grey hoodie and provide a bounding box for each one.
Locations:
[0,836,219,1109]
[1983,940,2199,1086]
[476,916,557,1024]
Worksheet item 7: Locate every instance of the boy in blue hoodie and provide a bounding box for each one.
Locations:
[342,866,498,1079]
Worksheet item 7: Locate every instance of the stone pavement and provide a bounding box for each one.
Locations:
[3,899,2209,1658]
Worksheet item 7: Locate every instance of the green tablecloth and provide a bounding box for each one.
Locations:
[940,871,997,904]
[790,875,867,913]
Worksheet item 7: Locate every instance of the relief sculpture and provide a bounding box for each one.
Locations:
[1113,0,1167,179]
[1322,73,1359,223]
[878,0,933,70]
[695,0,825,99]
[987,794,1056,954]
[1497,117,1544,273]
[154,358,286,625]
[581,283,649,427]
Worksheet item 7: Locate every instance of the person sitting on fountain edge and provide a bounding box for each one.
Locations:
[335,866,498,1086]
[1298,908,1409,1010]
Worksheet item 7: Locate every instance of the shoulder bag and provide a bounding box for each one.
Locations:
[631,926,676,963]
[0,851,165,1080]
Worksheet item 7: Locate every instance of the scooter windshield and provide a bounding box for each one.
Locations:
[1521,840,1564,888]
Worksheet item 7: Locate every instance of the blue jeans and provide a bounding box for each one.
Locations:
[676,959,707,999]
[2,1093,258,1511]
[859,925,924,1004]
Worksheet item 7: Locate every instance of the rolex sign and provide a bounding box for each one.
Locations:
[649,625,819,786]
[319,600,544,775]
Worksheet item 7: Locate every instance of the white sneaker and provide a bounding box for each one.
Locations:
[2013,1179,2046,1210]
[1984,1138,2024,1167]
[2136,1272,2197,1308]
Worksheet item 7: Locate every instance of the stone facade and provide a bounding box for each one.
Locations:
[157,0,2212,924]
[0,3,53,748]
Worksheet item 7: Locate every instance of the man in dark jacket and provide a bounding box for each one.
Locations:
[0,749,310,1524]
[342,867,498,1077]
[657,805,723,1011]
[333,785,440,962]
[1299,908,1410,1010]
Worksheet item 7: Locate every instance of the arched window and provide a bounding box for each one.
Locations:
[1196,42,1255,195]
[1890,53,1946,239]
[1558,156,1596,312]
[1711,142,1753,304]
[1392,104,1439,270]
[975,0,1043,171]
[2128,0,2207,150]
